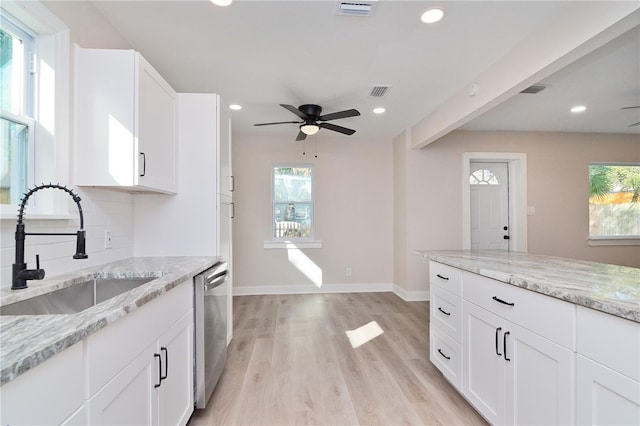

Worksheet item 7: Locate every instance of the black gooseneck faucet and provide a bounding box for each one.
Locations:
[12,183,88,290]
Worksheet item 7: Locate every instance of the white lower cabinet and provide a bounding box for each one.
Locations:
[576,306,640,425]
[0,342,85,425]
[462,285,575,425]
[88,311,193,426]
[88,340,158,425]
[576,355,640,425]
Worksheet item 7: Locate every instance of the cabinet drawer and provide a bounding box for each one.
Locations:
[577,306,640,381]
[431,286,462,342]
[463,271,575,349]
[429,261,462,296]
[430,326,462,392]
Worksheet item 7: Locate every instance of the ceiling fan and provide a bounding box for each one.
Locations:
[254,104,360,140]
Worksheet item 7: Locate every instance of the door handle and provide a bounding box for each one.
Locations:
[160,347,168,382]
[503,331,511,361]
[495,327,502,356]
[503,235,510,240]
[139,152,146,177]
[154,353,162,388]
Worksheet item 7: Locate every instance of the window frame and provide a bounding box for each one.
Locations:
[271,164,315,242]
[587,162,640,246]
[0,0,70,220]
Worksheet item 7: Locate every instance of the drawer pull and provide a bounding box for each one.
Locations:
[503,331,511,361]
[492,296,515,306]
[437,349,451,360]
[495,327,502,356]
[437,307,451,316]
[436,274,449,281]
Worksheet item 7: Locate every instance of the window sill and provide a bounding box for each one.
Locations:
[263,240,323,249]
[587,237,640,246]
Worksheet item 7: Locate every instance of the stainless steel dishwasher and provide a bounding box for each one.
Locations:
[194,262,228,409]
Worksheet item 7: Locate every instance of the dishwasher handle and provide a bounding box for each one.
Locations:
[205,271,227,291]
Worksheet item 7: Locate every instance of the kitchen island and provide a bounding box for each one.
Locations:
[417,250,639,425]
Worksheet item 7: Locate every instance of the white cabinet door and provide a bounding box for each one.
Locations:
[0,342,84,425]
[218,102,233,197]
[577,355,640,425]
[158,312,194,426]
[88,341,159,425]
[137,54,177,193]
[505,322,574,425]
[74,46,177,193]
[463,301,505,425]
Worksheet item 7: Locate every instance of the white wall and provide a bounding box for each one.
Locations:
[394,130,640,296]
[232,133,394,294]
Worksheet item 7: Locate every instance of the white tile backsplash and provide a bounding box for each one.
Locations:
[0,187,134,289]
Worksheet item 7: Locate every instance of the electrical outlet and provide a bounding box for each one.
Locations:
[346,267,352,277]
[104,230,112,249]
[527,206,536,215]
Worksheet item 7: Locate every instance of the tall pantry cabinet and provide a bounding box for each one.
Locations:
[133,93,233,343]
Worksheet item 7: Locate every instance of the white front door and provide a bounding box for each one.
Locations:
[470,162,509,250]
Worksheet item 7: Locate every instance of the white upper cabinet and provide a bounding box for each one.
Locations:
[74,46,177,194]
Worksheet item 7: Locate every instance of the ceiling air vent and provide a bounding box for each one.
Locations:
[520,84,546,94]
[337,1,378,17]
[369,85,390,97]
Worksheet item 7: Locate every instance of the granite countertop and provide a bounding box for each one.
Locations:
[0,256,218,386]
[416,250,639,323]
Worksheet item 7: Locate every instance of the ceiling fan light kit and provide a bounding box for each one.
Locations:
[255,103,361,141]
[300,123,320,135]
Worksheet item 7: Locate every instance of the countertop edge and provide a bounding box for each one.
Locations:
[417,250,639,323]
[0,256,218,386]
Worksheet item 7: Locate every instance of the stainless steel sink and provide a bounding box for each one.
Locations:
[0,277,154,315]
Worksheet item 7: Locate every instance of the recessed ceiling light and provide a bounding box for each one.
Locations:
[373,107,386,114]
[210,0,232,6]
[421,8,444,24]
[570,105,587,113]
[229,104,242,111]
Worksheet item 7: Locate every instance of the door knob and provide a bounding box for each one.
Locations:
[503,226,508,231]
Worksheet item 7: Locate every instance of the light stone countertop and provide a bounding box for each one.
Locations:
[0,256,218,386]
[416,250,639,323]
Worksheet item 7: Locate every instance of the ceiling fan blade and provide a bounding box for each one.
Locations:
[628,121,640,127]
[318,109,360,121]
[319,122,356,135]
[254,121,301,126]
[296,130,307,141]
[621,106,640,110]
[281,104,308,119]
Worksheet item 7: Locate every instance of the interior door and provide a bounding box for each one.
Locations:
[470,162,510,250]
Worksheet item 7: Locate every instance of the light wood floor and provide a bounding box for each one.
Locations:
[189,292,486,426]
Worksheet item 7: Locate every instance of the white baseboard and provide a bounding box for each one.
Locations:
[232,282,430,301]
[393,284,430,302]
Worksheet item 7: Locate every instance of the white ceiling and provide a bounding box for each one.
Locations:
[463,25,640,134]
[63,1,637,141]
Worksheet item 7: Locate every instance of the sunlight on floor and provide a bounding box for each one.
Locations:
[286,242,323,287]
[345,321,384,348]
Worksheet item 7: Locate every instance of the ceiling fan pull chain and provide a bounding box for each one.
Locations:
[314,136,318,158]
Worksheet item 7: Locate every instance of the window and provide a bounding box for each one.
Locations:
[1,14,35,205]
[0,1,69,218]
[470,169,499,185]
[272,165,313,239]
[588,164,640,240]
